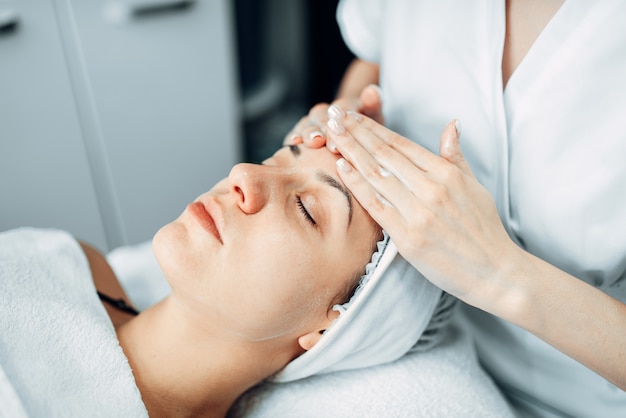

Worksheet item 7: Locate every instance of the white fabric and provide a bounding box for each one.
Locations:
[230,323,515,418]
[107,240,170,311]
[0,364,27,418]
[338,0,626,416]
[0,228,148,418]
[273,232,442,382]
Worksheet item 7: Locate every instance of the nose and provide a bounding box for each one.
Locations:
[228,163,282,214]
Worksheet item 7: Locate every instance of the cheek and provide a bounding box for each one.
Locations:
[225,232,334,338]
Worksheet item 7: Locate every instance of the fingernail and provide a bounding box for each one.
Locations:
[336,158,352,173]
[328,140,337,152]
[347,110,362,122]
[308,131,323,143]
[327,104,346,120]
[327,118,346,135]
[454,119,461,138]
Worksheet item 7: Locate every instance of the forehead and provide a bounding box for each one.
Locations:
[272,145,378,229]
[267,145,340,170]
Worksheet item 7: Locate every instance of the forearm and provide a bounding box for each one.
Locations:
[494,248,626,389]
[336,59,379,100]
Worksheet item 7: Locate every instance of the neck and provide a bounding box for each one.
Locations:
[117,297,297,418]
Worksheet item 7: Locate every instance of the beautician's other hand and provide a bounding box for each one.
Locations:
[326,108,520,308]
[283,84,384,150]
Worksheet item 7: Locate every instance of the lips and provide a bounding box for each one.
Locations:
[188,201,223,244]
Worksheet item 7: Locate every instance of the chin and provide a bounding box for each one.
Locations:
[152,221,190,288]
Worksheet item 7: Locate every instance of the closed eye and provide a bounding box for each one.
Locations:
[296,196,316,226]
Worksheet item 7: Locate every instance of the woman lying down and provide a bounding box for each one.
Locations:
[0,145,454,417]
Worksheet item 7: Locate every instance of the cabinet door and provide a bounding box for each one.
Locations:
[0,0,108,249]
[60,0,241,248]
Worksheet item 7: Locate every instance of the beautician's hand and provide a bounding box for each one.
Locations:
[326,107,520,308]
[325,107,626,391]
[283,84,384,151]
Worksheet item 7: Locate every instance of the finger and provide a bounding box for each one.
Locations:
[284,133,303,146]
[284,103,332,147]
[326,137,340,154]
[327,98,360,153]
[358,84,384,124]
[338,108,445,173]
[331,96,360,113]
[327,105,441,181]
[308,102,331,122]
[326,114,430,216]
[301,126,327,148]
[283,115,311,145]
[438,120,475,179]
[284,119,326,147]
[335,157,408,239]
[302,102,336,148]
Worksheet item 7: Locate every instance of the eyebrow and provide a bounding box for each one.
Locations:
[316,171,354,226]
[288,145,353,225]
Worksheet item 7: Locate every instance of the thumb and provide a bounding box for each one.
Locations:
[439,120,474,178]
[359,84,384,124]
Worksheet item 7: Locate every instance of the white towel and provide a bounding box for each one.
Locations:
[0,228,148,418]
[0,363,28,418]
[229,323,515,417]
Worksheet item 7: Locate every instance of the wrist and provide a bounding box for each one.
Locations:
[478,244,536,326]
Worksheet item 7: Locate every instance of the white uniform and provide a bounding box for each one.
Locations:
[337,1,626,416]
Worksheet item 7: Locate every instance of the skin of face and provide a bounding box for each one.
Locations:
[152,145,381,342]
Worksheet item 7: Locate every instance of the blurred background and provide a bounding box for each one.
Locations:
[0,0,354,251]
[235,0,353,163]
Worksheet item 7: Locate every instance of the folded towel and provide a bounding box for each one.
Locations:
[0,228,147,418]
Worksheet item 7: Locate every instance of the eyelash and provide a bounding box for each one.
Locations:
[296,196,316,226]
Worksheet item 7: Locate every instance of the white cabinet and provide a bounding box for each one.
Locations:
[0,0,109,249]
[0,0,241,251]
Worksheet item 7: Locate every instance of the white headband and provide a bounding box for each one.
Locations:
[272,232,442,382]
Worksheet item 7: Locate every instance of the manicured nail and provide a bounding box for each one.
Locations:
[328,140,337,152]
[327,118,346,135]
[454,119,461,138]
[327,104,346,120]
[347,110,362,122]
[308,131,323,143]
[336,158,352,173]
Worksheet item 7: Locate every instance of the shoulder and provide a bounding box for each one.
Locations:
[79,241,137,328]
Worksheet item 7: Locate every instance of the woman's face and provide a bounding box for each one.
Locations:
[153,145,380,341]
